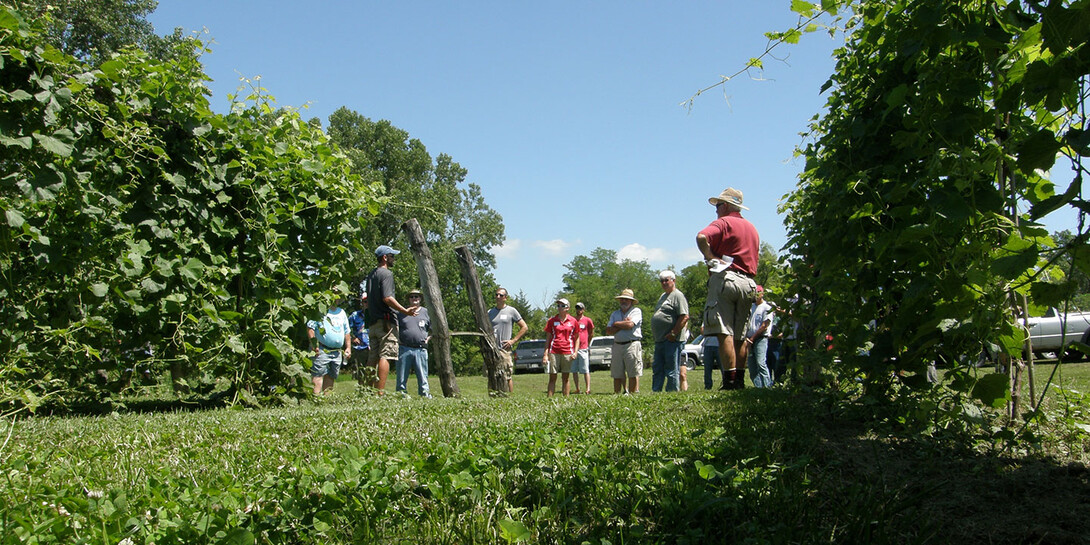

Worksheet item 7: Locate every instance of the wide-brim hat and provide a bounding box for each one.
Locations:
[614,288,638,303]
[709,187,749,210]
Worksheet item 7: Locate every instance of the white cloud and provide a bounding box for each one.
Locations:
[617,243,669,263]
[676,247,704,264]
[492,238,522,259]
[533,239,574,256]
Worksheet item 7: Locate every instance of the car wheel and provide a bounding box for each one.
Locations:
[686,355,699,370]
[1061,345,1086,363]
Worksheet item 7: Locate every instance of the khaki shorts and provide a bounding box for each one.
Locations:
[498,350,514,381]
[546,352,575,374]
[367,319,399,364]
[703,270,757,337]
[610,341,643,379]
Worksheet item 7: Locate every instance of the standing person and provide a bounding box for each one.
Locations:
[306,289,351,395]
[765,301,784,382]
[606,289,643,394]
[542,298,579,397]
[572,302,595,394]
[651,270,689,392]
[743,285,775,388]
[697,187,760,390]
[365,245,419,395]
[702,334,721,390]
[488,287,528,393]
[396,289,432,397]
[678,345,689,391]
[347,293,370,385]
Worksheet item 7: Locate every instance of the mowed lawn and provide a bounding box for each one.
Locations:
[3,361,1090,544]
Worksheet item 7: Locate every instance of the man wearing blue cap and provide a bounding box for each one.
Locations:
[364,245,419,395]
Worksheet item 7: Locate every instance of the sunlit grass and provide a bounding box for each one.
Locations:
[3,365,1089,544]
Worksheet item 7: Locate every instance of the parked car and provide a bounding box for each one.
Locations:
[588,336,613,370]
[1026,307,1090,360]
[682,335,707,370]
[513,339,546,373]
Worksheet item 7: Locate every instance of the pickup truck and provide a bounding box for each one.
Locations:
[1026,307,1090,359]
[513,339,546,373]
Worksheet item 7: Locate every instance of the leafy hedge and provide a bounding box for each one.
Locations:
[0,7,383,413]
[780,0,1090,407]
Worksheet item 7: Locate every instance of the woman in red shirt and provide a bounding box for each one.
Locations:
[543,297,580,397]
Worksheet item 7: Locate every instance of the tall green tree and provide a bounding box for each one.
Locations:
[7,0,183,62]
[506,290,545,341]
[560,248,659,339]
[324,107,505,373]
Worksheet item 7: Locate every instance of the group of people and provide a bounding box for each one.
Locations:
[531,187,771,396]
[307,245,432,397]
[307,186,772,398]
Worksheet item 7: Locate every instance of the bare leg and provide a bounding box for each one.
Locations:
[312,376,323,395]
[628,376,639,394]
[322,375,335,393]
[718,334,733,387]
[547,373,557,396]
[614,378,624,393]
[374,358,389,395]
[562,373,571,397]
[583,373,591,394]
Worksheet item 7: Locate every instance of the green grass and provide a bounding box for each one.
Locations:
[3,365,1090,544]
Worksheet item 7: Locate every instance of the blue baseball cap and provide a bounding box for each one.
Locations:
[375,245,400,257]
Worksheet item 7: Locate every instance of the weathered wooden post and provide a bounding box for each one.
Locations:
[455,245,510,394]
[401,219,459,397]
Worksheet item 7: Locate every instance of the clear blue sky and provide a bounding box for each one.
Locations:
[148,1,1079,309]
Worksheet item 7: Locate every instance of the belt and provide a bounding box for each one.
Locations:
[727,268,755,278]
[403,344,427,349]
[319,343,343,351]
[615,339,640,345]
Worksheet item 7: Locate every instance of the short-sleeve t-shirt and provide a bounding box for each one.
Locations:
[576,316,595,348]
[347,309,369,350]
[398,307,431,348]
[698,212,760,276]
[544,314,579,355]
[307,307,350,349]
[609,307,643,342]
[651,290,689,342]
[745,301,774,338]
[488,305,523,342]
[366,267,395,323]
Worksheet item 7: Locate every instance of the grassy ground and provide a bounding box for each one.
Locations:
[3,364,1090,544]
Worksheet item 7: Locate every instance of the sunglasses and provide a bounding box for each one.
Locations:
[557,303,568,307]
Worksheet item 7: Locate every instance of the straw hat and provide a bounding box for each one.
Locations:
[708,187,749,210]
[614,288,638,303]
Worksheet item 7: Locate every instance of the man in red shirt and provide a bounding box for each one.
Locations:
[697,188,760,390]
